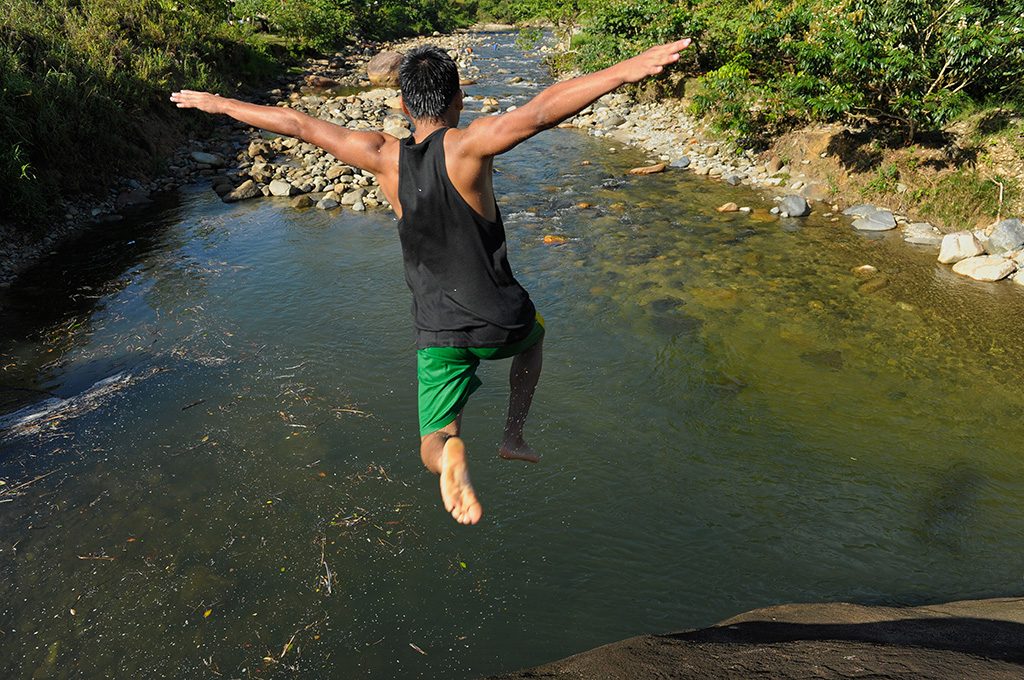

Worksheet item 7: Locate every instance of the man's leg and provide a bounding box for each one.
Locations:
[500,337,543,462]
[420,412,482,525]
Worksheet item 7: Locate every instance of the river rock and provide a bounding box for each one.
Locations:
[305,75,339,89]
[669,156,691,169]
[341,188,366,206]
[718,202,739,213]
[269,179,296,197]
[116,188,153,208]
[598,112,626,128]
[191,151,224,168]
[366,51,403,86]
[724,174,745,186]
[326,165,353,181]
[903,222,943,246]
[780,195,811,217]
[248,140,272,159]
[938,231,985,263]
[629,163,666,176]
[843,204,879,218]
[951,255,1017,281]
[291,194,314,209]
[249,163,274,183]
[223,179,261,203]
[983,217,1024,254]
[851,210,896,231]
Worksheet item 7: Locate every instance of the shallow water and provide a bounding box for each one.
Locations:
[3,33,1024,680]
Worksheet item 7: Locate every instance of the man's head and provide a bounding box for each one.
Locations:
[399,45,460,122]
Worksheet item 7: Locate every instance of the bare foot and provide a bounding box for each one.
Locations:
[499,439,539,463]
[440,437,482,524]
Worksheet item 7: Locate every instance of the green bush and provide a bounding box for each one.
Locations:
[525,0,1024,138]
[0,0,276,226]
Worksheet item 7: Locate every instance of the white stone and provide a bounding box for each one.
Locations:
[938,231,985,264]
[269,179,295,197]
[951,255,1017,282]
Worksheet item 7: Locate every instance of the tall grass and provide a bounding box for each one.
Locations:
[0,0,277,228]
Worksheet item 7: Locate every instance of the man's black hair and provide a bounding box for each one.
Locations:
[399,45,460,122]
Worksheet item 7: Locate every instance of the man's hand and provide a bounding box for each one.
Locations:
[616,38,693,84]
[170,90,226,115]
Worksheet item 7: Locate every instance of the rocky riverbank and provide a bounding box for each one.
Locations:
[3,28,1023,294]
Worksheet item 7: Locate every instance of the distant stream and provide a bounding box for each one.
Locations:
[3,32,1024,680]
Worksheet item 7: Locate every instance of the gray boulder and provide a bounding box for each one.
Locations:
[843,204,878,218]
[985,217,1024,254]
[780,194,811,217]
[852,210,897,231]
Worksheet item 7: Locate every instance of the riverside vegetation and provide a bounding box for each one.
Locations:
[2,0,1023,285]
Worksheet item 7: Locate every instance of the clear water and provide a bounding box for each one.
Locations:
[3,33,1024,680]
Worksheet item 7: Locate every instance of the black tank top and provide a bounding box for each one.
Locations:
[397,128,535,349]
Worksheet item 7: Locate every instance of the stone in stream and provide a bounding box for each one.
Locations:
[952,255,1017,282]
[904,222,943,246]
[938,231,985,264]
[852,210,897,231]
[316,193,340,210]
[779,194,811,217]
[669,156,691,169]
[628,163,666,176]
[717,202,739,213]
[291,194,314,209]
[223,179,261,203]
[341,188,366,206]
[269,179,296,197]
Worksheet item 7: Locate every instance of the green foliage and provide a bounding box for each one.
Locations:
[689,56,760,135]
[0,0,278,225]
[477,0,576,24]
[232,0,477,48]
[542,0,1024,138]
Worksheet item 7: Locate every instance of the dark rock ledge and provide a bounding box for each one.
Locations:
[482,597,1024,680]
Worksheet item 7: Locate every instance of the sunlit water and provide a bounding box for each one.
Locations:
[4,33,1024,680]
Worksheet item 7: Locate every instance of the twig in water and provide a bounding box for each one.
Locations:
[181,399,206,411]
[0,469,62,497]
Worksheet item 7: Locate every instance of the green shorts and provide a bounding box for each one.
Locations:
[417,315,545,436]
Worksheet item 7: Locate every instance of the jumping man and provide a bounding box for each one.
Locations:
[171,37,692,524]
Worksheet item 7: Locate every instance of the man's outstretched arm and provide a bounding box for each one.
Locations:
[169,90,395,175]
[458,38,692,158]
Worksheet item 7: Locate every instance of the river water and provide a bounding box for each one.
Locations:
[3,33,1024,680]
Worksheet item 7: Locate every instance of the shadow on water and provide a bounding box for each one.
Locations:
[4,31,1024,680]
